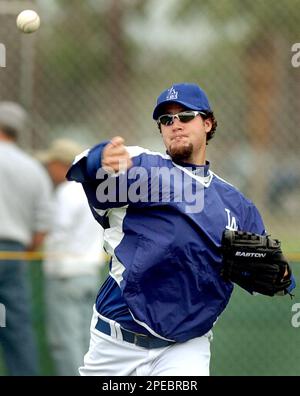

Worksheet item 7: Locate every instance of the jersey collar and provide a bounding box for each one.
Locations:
[172,160,213,187]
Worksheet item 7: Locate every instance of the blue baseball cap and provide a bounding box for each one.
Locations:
[153,83,211,120]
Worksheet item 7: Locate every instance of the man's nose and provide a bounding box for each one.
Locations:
[171,116,183,129]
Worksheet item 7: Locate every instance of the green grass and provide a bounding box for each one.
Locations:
[210,264,300,376]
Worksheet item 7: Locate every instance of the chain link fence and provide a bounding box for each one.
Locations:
[0,0,299,375]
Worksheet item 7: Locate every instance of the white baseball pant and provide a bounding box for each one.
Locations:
[79,307,212,376]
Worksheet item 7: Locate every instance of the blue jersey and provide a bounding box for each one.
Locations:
[67,142,267,342]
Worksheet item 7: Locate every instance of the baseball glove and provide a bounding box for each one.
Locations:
[221,230,292,297]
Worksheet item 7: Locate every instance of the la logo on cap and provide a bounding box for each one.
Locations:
[166,86,178,100]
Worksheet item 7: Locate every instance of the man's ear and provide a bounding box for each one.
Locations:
[204,118,213,133]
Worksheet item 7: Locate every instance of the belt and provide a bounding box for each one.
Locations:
[95,317,174,349]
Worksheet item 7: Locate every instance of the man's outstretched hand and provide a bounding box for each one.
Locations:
[102,136,133,173]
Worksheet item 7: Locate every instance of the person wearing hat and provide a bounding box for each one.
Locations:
[0,102,53,375]
[66,83,295,376]
[37,138,106,376]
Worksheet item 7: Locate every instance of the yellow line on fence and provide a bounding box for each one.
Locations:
[0,251,108,261]
[0,251,300,261]
[286,253,300,262]
[0,251,44,260]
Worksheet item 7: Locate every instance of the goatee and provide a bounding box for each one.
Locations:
[167,143,193,163]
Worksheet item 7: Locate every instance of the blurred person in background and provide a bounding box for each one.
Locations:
[0,102,53,375]
[37,138,106,376]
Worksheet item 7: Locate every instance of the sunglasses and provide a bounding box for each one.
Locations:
[157,110,206,126]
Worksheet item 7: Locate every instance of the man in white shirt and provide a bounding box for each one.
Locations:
[37,138,106,376]
[0,102,53,375]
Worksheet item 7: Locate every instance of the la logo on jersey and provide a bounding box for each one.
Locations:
[166,86,178,100]
[225,208,238,231]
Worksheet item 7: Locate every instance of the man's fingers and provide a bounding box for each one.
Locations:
[106,145,128,157]
[102,136,133,172]
[104,137,127,157]
[103,157,129,167]
[110,136,124,147]
[102,158,133,173]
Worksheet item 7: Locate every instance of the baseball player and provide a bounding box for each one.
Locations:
[67,83,295,376]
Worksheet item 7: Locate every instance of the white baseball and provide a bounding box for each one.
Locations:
[16,10,40,33]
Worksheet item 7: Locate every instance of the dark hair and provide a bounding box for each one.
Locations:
[157,111,218,144]
[0,125,18,139]
[202,111,217,144]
